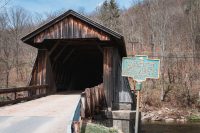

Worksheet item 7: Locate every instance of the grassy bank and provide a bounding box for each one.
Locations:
[81,123,119,133]
[187,115,200,122]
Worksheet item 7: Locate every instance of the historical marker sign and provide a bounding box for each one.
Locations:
[122,55,160,133]
[122,55,160,82]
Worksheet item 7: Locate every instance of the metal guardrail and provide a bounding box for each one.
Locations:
[0,85,48,107]
[68,97,81,133]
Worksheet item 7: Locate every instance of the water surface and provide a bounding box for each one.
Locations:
[142,121,200,133]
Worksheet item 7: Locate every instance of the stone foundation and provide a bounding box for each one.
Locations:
[100,110,141,133]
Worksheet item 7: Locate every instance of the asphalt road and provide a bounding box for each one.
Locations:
[0,92,81,133]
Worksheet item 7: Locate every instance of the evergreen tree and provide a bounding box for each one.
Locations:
[109,0,120,31]
[99,0,110,26]
[110,0,120,18]
[97,0,121,32]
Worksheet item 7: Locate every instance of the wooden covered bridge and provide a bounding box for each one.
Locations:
[0,10,135,133]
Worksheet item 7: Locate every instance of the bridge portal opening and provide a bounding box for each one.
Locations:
[48,40,103,91]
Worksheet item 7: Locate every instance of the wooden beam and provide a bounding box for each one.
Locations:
[43,50,47,84]
[48,41,60,56]
[63,49,75,64]
[103,47,114,109]
[96,44,103,54]
[53,45,68,61]
[37,52,41,85]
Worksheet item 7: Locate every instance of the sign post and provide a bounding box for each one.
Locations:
[122,55,160,133]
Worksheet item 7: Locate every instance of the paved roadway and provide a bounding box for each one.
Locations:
[0,92,81,133]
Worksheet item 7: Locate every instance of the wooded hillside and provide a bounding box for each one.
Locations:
[91,0,200,109]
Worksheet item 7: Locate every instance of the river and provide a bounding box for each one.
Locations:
[142,121,200,133]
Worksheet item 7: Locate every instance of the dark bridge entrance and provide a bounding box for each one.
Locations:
[46,39,103,91]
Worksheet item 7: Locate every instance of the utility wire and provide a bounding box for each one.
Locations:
[148,56,200,59]
[128,55,200,58]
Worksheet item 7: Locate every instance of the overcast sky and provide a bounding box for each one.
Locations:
[5,0,133,14]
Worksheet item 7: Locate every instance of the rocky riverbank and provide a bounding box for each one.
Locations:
[141,107,200,123]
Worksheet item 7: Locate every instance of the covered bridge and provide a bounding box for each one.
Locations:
[21,10,134,111]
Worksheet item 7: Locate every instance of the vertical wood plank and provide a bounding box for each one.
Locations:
[103,47,113,109]
[43,50,47,84]
[46,51,57,93]
[61,21,63,38]
[37,51,40,85]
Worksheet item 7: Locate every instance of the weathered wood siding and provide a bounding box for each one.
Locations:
[103,47,133,109]
[46,51,57,93]
[29,50,56,92]
[112,48,133,103]
[103,47,114,108]
[34,16,110,43]
[81,84,105,118]
[30,50,46,86]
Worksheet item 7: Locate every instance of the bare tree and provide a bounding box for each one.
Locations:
[8,7,29,80]
[0,10,14,88]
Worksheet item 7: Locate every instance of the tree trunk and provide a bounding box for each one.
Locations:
[6,69,10,88]
[16,39,19,81]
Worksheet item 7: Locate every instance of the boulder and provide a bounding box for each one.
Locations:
[165,118,175,123]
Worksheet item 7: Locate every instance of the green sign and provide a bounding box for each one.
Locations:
[122,55,160,82]
[135,82,142,91]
